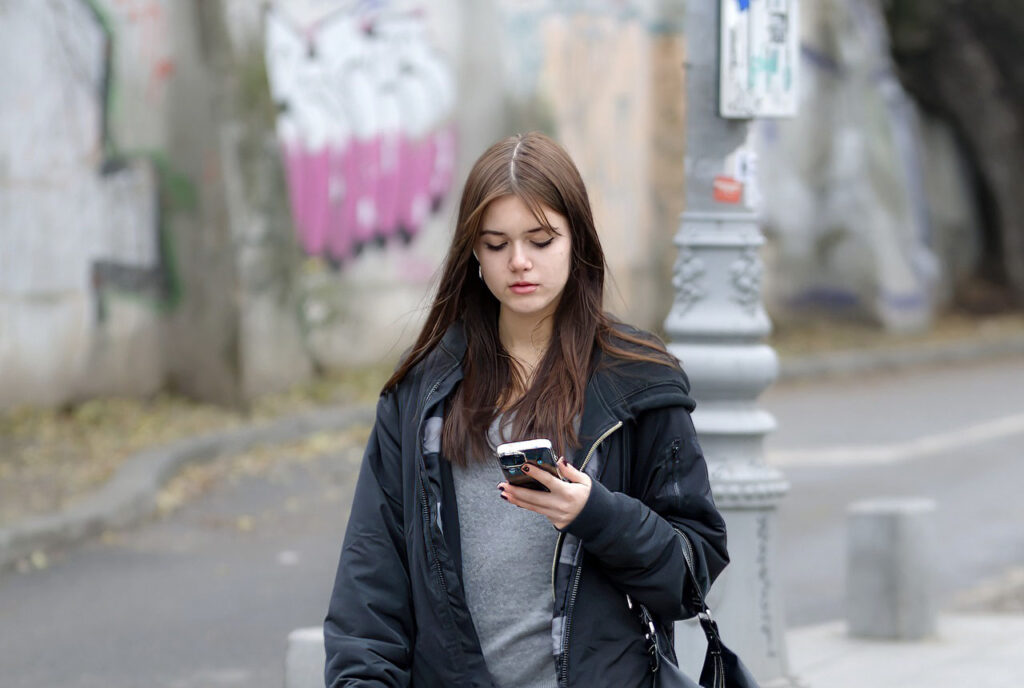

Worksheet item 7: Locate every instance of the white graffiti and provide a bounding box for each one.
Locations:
[264,5,457,264]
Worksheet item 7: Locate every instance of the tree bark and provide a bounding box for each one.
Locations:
[884,0,1024,305]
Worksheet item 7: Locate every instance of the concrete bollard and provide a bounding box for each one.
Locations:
[846,498,937,640]
[285,627,325,688]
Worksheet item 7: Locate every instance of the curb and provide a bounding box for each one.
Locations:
[0,403,375,572]
[777,332,1024,382]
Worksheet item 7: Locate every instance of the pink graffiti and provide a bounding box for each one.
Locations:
[265,7,458,266]
[282,130,455,264]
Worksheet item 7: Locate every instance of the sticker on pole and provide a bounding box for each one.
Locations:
[720,0,799,118]
[713,175,744,204]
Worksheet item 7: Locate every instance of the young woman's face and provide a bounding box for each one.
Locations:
[475,194,572,323]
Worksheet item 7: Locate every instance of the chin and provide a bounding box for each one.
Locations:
[505,302,555,318]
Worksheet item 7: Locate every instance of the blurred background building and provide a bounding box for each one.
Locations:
[2,0,1021,411]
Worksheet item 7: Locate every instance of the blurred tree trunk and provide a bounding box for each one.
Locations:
[884,0,1024,308]
[161,0,307,407]
[161,0,243,406]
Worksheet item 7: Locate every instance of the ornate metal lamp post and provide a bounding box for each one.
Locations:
[668,2,799,686]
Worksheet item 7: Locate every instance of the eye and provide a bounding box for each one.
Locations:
[484,243,506,251]
[532,238,555,248]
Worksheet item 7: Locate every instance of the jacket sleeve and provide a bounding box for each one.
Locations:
[562,403,729,621]
[324,391,413,688]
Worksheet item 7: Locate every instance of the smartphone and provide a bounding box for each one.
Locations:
[496,439,561,491]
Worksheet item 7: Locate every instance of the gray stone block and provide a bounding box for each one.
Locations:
[846,498,937,640]
[285,627,325,688]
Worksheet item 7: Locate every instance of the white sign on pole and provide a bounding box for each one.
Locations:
[720,0,799,118]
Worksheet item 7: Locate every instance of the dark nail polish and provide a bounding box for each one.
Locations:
[522,465,530,472]
[500,494,509,501]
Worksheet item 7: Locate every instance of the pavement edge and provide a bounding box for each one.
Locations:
[0,404,375,572]
[777,332,1024,382]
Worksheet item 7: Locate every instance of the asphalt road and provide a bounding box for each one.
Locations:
[1,356,1022,687]
[764,356,1024,626]
[0,444,366,688]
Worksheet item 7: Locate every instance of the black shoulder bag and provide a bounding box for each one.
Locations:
[630,530,760,688]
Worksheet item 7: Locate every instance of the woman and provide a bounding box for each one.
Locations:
[324,132,729,688]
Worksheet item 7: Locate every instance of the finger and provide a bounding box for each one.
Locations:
[557,457,590,484]
[501,485,560,519]
[503,479,559,507]
[521,463,561,489]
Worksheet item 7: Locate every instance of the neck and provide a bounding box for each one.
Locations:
[498,308,554,373]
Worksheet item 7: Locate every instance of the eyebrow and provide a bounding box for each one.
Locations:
[480,227,555,237]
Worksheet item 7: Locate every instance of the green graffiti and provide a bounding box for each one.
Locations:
[83,0,191,313]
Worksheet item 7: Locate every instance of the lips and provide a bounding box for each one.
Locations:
[509,282,538,294]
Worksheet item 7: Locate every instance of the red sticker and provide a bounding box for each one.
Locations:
[713,176,743,204]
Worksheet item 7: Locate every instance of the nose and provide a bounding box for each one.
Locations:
[509,243,532,272]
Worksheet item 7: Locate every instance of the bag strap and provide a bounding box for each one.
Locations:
[675,529,727,688]
[628,529,758,688]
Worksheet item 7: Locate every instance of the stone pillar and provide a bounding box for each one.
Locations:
[668,2,796,686]
[285,627,325,688]
[847,498,938,640]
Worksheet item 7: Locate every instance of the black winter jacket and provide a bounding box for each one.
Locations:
[324,323,729,687]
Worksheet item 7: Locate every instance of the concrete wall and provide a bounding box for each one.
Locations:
[0,1,167,409]
[497,1,688,330]
[754,0,981,331]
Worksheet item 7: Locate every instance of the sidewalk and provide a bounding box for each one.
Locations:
[787,614,1024,687]
[281,613,1024,688]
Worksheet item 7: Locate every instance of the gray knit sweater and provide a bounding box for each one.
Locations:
[451,417,559,688]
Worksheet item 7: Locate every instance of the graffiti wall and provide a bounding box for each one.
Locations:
[264,3,457,266]
[0,0,167,408]
[2,0,695,405]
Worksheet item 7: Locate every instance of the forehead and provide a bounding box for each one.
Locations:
[480,195,564,236]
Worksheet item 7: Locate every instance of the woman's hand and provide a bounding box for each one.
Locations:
[498,457,591,530]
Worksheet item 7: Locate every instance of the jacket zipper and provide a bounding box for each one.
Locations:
[550,420,624,599]
[554,420,623,687]
[559,562,585,687]
[421,475,449,598]
[416,363,460,615]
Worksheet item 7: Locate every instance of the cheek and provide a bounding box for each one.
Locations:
[479,255,497,275]
[478,258,499,291]
[556,247,572,278]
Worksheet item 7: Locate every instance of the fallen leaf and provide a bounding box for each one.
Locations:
[30,550,48,569]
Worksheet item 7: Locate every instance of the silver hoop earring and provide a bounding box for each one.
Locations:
[478,265,483,280]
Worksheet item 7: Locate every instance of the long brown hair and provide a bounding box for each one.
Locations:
[384,132,677,464]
